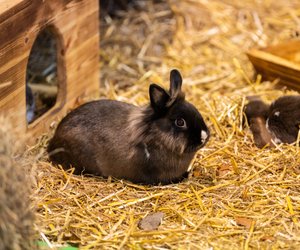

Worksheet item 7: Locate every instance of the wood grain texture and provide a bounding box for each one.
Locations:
[0,0,24,16]
[0,0,99,144]
[247,40,300,91]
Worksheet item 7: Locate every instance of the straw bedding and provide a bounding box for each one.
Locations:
[27,0,300,249]
[0,121,36,250]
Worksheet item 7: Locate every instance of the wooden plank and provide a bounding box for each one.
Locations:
[0,58,27,101]
[0,0,99,145]
[247,41,300,91]
[0,0,24,15]
[262,40,300,63]
[247,49,300,71]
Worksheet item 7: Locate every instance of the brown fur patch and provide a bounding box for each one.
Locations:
[127,106,152,145]
[167,92,185,107]
[127,105,188,155]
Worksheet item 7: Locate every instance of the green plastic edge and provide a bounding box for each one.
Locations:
[36,241,79,250]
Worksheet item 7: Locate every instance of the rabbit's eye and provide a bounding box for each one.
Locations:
[175,118,186,128]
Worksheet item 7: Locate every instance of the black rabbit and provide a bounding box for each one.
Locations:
[244,95,300,148]
[266,95,300,144]
[48,69,210,185]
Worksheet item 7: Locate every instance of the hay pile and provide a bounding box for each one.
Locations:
[31,0,300,249]
[0,121,36,250]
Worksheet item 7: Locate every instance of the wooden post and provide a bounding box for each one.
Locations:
[0,0,99,143]
[247,40,300,91]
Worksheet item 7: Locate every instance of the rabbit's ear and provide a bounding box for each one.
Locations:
[149,84,170,112]
[169,69,182,99]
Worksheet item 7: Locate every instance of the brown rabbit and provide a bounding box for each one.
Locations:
[244,98,274,148]
[244,95,300,148]
[48,69,210,185]
[266,95,300,144]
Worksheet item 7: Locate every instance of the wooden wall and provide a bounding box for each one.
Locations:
[247,40,300,91]
[0,0,99,143]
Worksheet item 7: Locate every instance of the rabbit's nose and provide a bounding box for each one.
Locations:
[201,130,209,144]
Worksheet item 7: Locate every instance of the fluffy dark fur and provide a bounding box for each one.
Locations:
[267,95,300,144]
[244,99,270,121]
[244,100,273,148]
[48,69,210,185]
[244,95,300,147]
